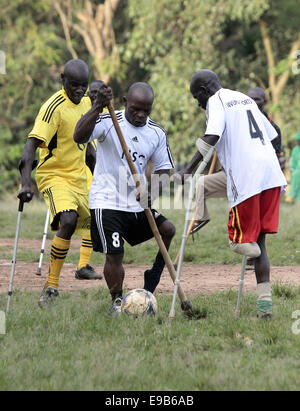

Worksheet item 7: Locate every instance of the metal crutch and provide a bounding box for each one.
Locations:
[6,159,37,313]
[169,146,214,318]
[36,208,50,276]
[6,199,25,313]
[235,256,247,318]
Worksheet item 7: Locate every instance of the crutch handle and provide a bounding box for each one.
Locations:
[18,200,24,212]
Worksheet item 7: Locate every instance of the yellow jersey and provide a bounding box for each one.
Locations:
[28,88,92,194]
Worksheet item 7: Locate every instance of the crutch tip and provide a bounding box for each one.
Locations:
[181,299,193,311]
[36,268,41,276]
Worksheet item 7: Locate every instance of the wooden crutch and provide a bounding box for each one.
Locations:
[107,103,192,311]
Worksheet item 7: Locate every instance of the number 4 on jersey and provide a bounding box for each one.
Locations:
[247,110,265,145]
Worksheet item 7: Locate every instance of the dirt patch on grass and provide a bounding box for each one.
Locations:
[0,237,82,251]
[1,259,300,296]
[1,238,300,296]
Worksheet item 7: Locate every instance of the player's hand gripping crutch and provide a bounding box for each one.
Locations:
[169,145,214,318]
[107,102,192,312]
[7,159,38,313]
[36,208,50,276]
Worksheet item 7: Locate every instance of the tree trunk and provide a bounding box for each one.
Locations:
[259,19,300,128]
[54,0,120,82]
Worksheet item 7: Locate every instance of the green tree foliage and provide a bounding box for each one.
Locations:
[0,0,126,197]
[258,0,300,135]
[123,0,299,163]
[0,0,299,196]
[0,0,67,195]
[122,0,269,163]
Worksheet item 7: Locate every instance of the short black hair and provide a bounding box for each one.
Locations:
[127,82,154,99]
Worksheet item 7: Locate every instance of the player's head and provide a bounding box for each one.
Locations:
[247,87,266,111]
[124,82,154,127]
[61,59,89,105]
[88,80,105,105]
[190,69,221,109]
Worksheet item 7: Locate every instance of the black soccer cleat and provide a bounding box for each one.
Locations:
[75,264,103,280]
[38,286,59,308]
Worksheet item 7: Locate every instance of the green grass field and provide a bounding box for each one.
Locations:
[1,286,300,391]
[1,196,300,391]
[1,195,300,266]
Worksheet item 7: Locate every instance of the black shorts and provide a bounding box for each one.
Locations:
[90,208,167,254]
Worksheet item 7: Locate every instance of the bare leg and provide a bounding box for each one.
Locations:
[254,233,269,283]
[159,220,176,250]
[104,253,124,301]
[56,210,78,240]
[254,233,272,318]
[144,220,176,293]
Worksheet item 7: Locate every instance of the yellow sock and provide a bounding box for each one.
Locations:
[45,236,70,289]
[77,237,93,270]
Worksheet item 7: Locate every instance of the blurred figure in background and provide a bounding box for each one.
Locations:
[286,132,300,204]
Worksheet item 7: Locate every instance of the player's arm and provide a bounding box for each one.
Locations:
[261,113,281,154]
[151,169,171,202]
[177,134,219,181]
[86,142,96,174]
[138,129,176,208]
[18,102,60,202]
[74,84,113,144]
[137,169,171,208]
[177,94,224,182]
[17,137,43,202]
[270,121,282,155]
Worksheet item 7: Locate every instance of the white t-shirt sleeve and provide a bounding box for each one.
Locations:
[151,132,174,171]
[261,113,278,141]
[88,115,106,143]
[205,93,226,137]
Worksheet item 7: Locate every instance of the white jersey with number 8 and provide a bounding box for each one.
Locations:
[88,110,174,212]
[205,88,287,207]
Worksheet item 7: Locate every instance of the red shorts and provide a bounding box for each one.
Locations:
[228,187,281,243]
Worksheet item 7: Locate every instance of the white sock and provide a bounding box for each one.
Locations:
[256,282,271,301]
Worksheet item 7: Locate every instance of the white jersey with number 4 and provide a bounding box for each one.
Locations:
[88,110,174,212]
[205,88,287,207]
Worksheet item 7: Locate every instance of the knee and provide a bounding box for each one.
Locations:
[59,211,78,233]
[160,220,176,239]
[106,253,124,267]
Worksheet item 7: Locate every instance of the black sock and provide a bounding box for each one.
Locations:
[110,291,122,302]
[144,252,165,293]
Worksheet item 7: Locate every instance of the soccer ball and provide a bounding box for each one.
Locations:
[121,289,157,317]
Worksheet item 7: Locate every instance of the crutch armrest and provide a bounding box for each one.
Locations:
[196,138,213,158]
